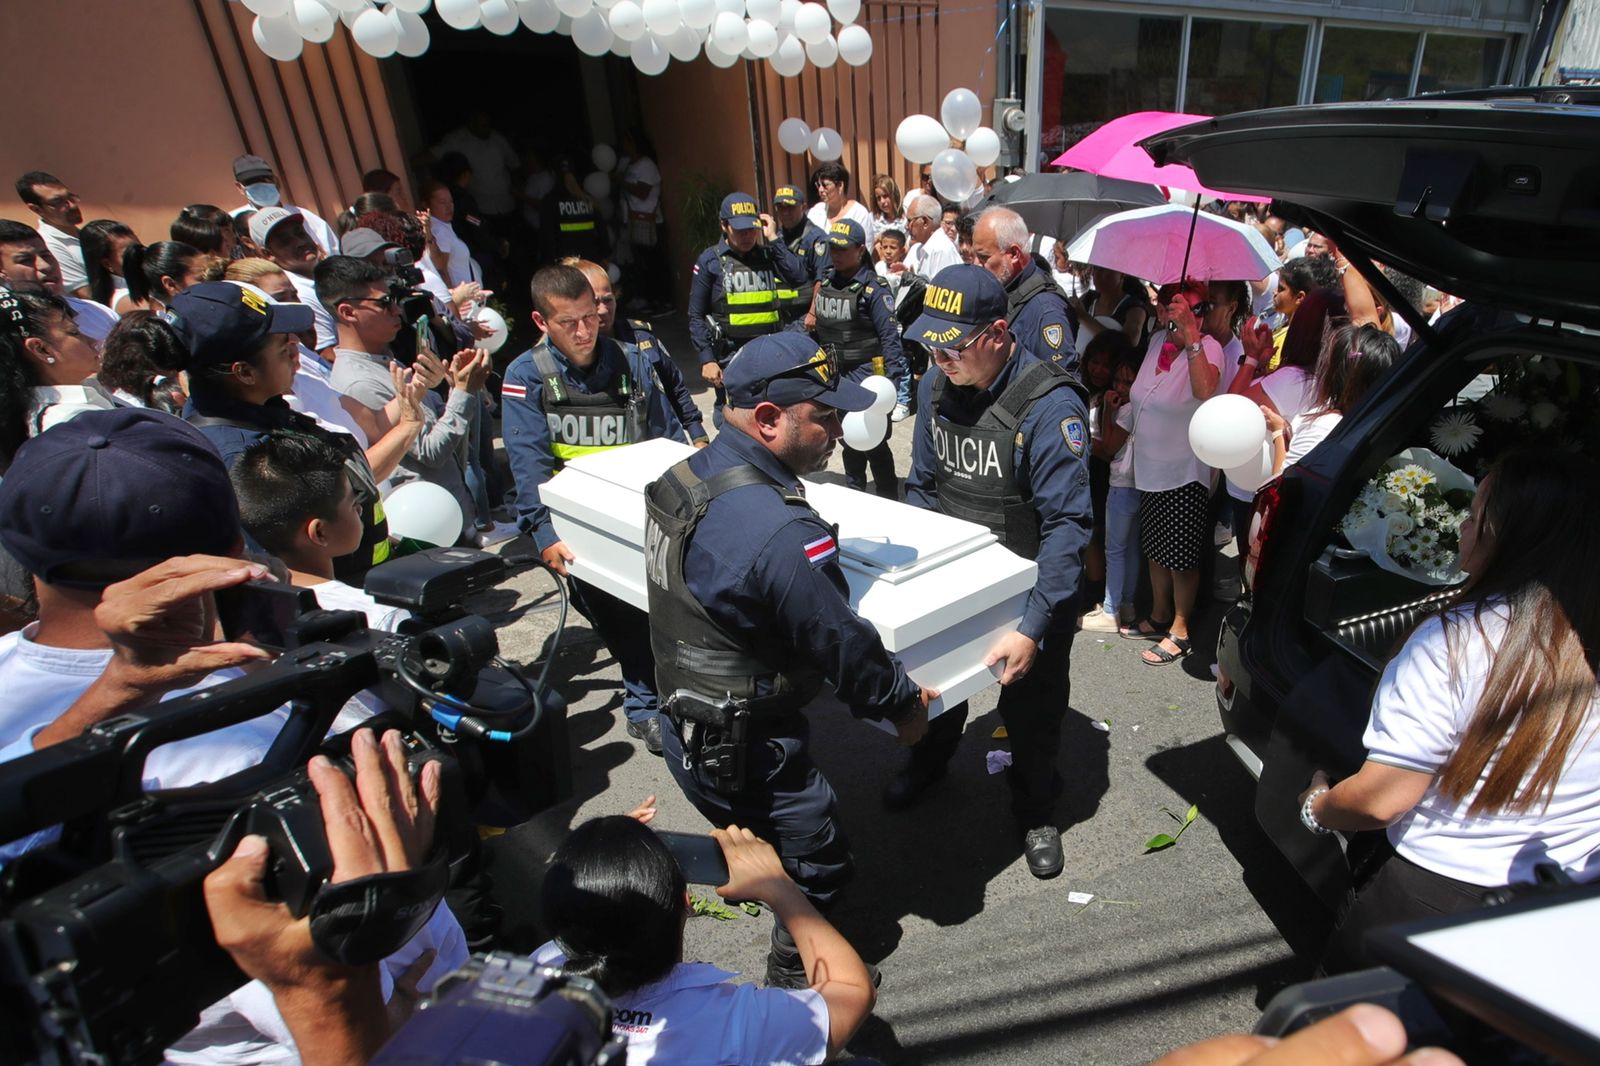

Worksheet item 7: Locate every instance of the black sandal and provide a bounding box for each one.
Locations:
[1120,617,1171,641]
[1142,636,1193,666]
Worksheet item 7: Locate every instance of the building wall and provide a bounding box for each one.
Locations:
[0,1,401,249]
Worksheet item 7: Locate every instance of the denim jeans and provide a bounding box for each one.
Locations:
[1103,485,1141,614]
[463,393,494,529]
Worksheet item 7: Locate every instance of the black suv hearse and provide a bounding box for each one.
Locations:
[1144,87,1600,907]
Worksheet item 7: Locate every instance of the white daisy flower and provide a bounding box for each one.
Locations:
[1416,528,1440,549]
[1429,411,1482,457]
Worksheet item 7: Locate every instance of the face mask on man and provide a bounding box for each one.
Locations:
[244,182,281,208]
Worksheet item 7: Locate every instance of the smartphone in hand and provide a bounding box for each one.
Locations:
[655,829,730,885]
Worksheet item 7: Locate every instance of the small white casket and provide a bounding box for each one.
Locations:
[542,439,1038,718]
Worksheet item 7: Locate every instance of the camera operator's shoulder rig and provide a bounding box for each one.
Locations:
[0,547,574,1066]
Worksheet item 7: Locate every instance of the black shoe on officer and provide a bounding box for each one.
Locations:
[766,952,883,990]
[1022,825,1064,880]
[625,715,664,757]
[882,762,946,812]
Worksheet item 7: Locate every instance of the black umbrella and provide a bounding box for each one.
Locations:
[978,173,1167,244]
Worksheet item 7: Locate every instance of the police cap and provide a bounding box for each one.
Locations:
[165,281,313,370]
[724,332,876,412]
[719,192,762,231]
[773,185,802,206]
[905,263,1010,349]
[827,219,866,248]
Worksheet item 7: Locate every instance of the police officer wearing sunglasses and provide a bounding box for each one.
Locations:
[890,264,1094,880]
[644,331,937,987]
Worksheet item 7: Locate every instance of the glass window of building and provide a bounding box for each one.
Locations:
[1314,26,1420,101]
[1185,19,1308,115]
[1417,34,1508,91]
[1040,9,1182,156]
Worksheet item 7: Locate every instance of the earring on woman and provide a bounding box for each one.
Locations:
[45,356,56,364]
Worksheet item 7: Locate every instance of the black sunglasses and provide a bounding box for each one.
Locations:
[347,294,400,311]
[753,348,839,401]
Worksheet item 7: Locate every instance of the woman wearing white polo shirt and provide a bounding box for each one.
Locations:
[535,815,873,1065]
[1301,449,1600,972]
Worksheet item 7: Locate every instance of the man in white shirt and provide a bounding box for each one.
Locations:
[432,113,520,219]
[15,170,90,298]
[902,194,961,280]
[0,219,120,347]
[229,154,340,256]
[250,207,336,356]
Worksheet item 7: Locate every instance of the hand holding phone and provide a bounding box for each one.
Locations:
[654,829,730,886]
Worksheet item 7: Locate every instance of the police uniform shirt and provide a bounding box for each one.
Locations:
[905,346,1093,640]
[686,237,811,365]
[501,336,686,551]
[817,262,908,388]
[783,220,831,283]
[615,318,707,443]
[680,428,920,720]
[1006,259,1079,370]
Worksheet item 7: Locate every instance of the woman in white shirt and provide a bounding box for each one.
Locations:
[537,814,874,1066]
[869,174,906,236]
[807,162,876,245]
[1261,324,1400,479]
[0,290,114,468]
[1103,281,1226,665]
[1300,448,1600,971]
[419,181,480,288]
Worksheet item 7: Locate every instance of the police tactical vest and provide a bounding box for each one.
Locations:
[644,459,823,714]
[1007,266,1064,321]
[812,278,879,366]
[929,360,1084,560]
[532,342,648,465]
[556,196,597,235]
[713,251,781,347]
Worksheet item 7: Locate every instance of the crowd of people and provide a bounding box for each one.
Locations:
[0,135,1586,1066]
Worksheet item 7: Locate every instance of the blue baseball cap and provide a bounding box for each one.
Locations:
[906,264,1010,349]
[827,219,866,248]
[0,408,241,588]
[719,192,762,231]
[772,185,803,206]
[165,281,313,370]
[724,332,876,412]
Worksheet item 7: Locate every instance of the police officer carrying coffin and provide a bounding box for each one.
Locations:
[687,193,810,428]
[973,207,1079,371]
[812,218,908,498]
[643,331,937,986]
[886,264,1094,881]
[503,263,688,754]
[772,184,828,326]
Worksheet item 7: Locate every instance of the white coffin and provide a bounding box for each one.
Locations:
[542,438,1038,718]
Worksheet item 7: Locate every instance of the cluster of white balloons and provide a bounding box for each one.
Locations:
[1188,394,1275,493]
[775,116,845,160]
[841,376,896,451]
[243,0,871,78]
[893,88,1000,204]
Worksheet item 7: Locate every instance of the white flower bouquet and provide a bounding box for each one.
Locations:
[1340,448,1476,586]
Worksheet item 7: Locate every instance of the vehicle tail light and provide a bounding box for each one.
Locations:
[1243,478,1284,593]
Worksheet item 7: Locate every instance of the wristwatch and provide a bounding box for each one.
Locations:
[1187,342,1203,356]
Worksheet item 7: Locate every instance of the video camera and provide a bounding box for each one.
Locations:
[0,547,572,1066]
[381,246,426,295]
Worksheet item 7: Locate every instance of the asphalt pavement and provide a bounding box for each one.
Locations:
[475,318,1333,1064]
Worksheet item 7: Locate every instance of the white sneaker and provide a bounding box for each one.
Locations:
[475,521,522,547]
[1080,607,1120,633]
[891,403,910,422]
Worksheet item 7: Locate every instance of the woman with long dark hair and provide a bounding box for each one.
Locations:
[79,219,138,309]
[1261,323,1400,478]
[96,311,187,413]
[0,290,113,468]
[1302,447,1600,971]
[120,239,212,313]
[170,205,237,259]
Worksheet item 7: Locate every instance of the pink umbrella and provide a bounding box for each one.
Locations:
[1051,111,1271,205]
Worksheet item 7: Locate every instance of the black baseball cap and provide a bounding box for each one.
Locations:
[0,408,241,588]
[232,154,275,184]
[906,264,1010,349]
[724,332,876,412]
[828,219,866,248]
[165,281,313,369]
[340,227,399,259]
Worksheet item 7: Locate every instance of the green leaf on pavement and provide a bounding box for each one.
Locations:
[1144,804,1202,853]
[740,902,762,916]
[1184,804,1199,826]
[1144,833,1177,851]
[690,894,741,920]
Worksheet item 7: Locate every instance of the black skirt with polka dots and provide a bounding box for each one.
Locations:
[1138,481,1211,571]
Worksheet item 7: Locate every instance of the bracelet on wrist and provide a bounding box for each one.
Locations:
[1300,787,1332,835]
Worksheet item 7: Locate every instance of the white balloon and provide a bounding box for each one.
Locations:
[809,125,843,161]
[473,306,510,355]
[555,12,573,31]
[324,0,367,12]
[384,482,464,548]
[710,10,747,51]
[641,0,680,33]
[713,0,743,14]
[592,144,618,171]
[391,0,432,12]
[841,410,888,451]
[253,13,304,59]
[292,0,336,41]
[436,0,483,28]
[666,23,702,59]
[804,32,836,66]
[572,9,613,52]
[632,33,670,73]
[607,262,623,284]
[777,117,811,153]
[351,6,400,53]
[244,0,292,17]
[792,1,829,42]
[836,22,870,64]
[608,0,645,39]
[895,114,949,164]
[745,0,780,20]
[825,0,858,21]
[777,0,800,31]
[518,0,561,31]
[583,170,612,199]
[393,9,431,54]
[745,17,778,56]
[930,147,978,202]
[862,374,897,416]
[554,0,592,14]
[480,0,521,32]
[702,36,739,66]
[1189,394,1268,469]
[679,0,715,28]
[940,87,984,141]
[1225,440,1275,494]
[964,125,1001,167]
[609,32,631,52]
[339,5,370,30]
[768,32,805,75]
[592,0,617,7]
